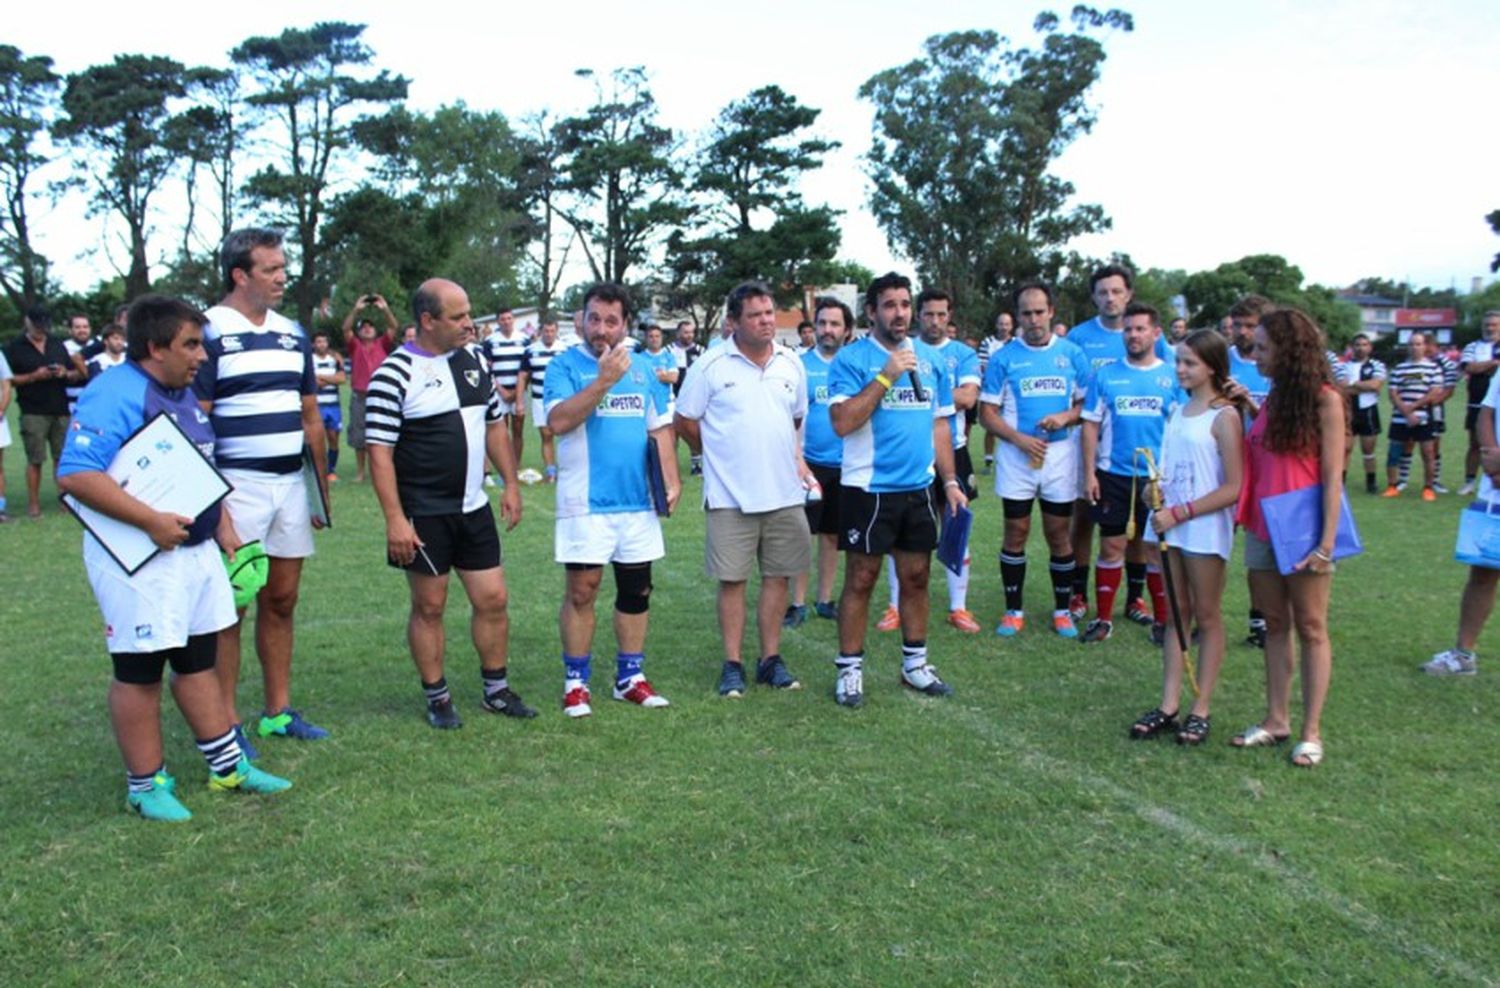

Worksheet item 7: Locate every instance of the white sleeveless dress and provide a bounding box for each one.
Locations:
[1143,405,1234,559]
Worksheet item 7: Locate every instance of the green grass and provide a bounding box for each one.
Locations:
[1,400,1497,986]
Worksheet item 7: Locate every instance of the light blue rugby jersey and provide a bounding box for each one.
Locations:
[1080,358,1180,476]
[828,336,955,493]
[801,348,841,468]
[1228,346,1272,405]
[927,337,981,450]
[980,334,1093,439]
[1068,317,1173,369]
[193,306,315,477]
[543,344,673,517]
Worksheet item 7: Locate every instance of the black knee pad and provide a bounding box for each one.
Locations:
[112,650,170,685]
[167,633,218,676]
[613,561,653,614]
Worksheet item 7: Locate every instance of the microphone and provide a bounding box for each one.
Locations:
[907,369,925,403]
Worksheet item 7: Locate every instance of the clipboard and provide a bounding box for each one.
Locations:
[61,411,232,575]
[645,437,670,517]
[302,446,332,528]
[936,504,973,576]
[1260,483,1362,576]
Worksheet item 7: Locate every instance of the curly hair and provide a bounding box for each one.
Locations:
[1260,308,1332,454]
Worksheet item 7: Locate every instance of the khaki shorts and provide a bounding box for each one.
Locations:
[20,413,67,465]
[705,505,811,582]
[1243,531,1278,572]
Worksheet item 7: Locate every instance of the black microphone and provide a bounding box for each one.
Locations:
[907,369,925,403]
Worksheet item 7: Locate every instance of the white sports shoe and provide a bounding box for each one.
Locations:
[1421,649,1477,676]
[1459,480,1477,496]
[834,663,864,708]
[901,662,954,696]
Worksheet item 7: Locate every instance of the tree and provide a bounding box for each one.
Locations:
[858,10,1132,331]
[232,22,408,326]
[54,54,187,299]
[554,67,688,286]
[0,45,60,313]
[515,112,576,314]
[1180,254,1360,345]
[670,85,842,319]
[1487,208,1500,274]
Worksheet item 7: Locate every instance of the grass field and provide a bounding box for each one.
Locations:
[1,397,1497,987]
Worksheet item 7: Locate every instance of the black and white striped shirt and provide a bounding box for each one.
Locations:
[1390,359,1441,426]
[482,328,527,390]
[522,338,570,401]
[365,343,501,516]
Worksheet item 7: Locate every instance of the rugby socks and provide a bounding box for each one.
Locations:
[946,556,971,611]
[481,667,508,700]
[1145,566,1168,625]
[1435,451,1444,485]
[1094,559,1123,623]
[327,448,339,473]
[197,728,243,777]
[1125,561,1146,606]
[835,652,863,672]
[900,640,927,673]
[885,556,901,609]
[1071,564,1089,600]
[1000,552,1027,612]
[1398,451,1412,487]
[1049,555,1076,613]
[423,677,452,707]
[616,652,644,688]
[563,654,591,688]
[127,765,163,794]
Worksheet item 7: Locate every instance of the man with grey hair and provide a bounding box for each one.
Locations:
[194,228,331,752]
[676,281,811,698]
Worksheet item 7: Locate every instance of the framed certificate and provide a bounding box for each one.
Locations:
[61,411,232,575]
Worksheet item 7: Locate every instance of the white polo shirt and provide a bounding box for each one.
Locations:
[676,338,808,513]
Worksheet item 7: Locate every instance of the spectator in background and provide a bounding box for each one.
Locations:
[482,305,529,468]
[4,306,73,518]
[1383,336,1443,501]
[518,316,570,483]
[1418,330,1458,493]
[341,294,398,483]
[796,320,815,352]
[1459,311,1500,495]
[86,324,128,380]
[312,331,346,482]
[63,313,93,414]
[978,311,1014,476]
[1167,317,1189,344]
[1338,333,1386,494]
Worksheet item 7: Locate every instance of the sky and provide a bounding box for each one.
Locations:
[7,0,1499,296]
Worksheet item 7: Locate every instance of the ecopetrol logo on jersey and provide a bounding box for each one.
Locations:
[813,385,830,404]
[596,393,646,417]
[881,386,929,409]
[1114,395,1164,416]
[1019,376,1067,398]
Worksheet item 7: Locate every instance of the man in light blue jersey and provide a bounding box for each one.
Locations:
[1079,303,1179,643]
[879,288,984,634]
[978,311,1014,476]
[981,283,1093,639]
[1226,294,1276,648]
[791,297,853,625]
[1066,264,1173,625]
[676,281,811,699]
[545,283,681,718]
[195,228,331,753]
[827,272,968,708]
[642,325,679,396]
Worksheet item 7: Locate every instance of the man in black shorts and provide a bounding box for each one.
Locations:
[1338,333,1386,493]
[1384,336,1443,500]
[366,277,534,729]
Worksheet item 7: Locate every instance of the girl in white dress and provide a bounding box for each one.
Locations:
[1130,331,1246,745]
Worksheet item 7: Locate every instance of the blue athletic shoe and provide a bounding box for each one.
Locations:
[782,604,808,628]
[126,771,192,822]
[257,708,330,740]
[717,661,747,698]
[814,601,838,620]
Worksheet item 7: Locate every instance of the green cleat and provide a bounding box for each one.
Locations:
[208,757,293,795]
[127,772,192,822]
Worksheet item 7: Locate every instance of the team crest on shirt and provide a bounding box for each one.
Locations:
[464,369,480,388]
[221,336,243,352]
[631,370,646,385]
[1056,357,1072,370]
[277,335,298,350]
[1157,377,1174,390]
[846,528,861,545]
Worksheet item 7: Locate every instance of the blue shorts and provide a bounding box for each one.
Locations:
[320,404,343,433]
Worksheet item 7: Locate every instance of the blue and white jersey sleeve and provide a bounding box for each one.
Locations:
[829,337,943,493]
[800,350,841,468]
[59,365,148,477]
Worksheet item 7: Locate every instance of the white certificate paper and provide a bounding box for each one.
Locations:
[62,412,232,575]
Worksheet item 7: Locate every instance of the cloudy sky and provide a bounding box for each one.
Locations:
[9,0,1498,293]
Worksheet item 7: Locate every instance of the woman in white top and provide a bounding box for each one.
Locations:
[1130,330,1247,745]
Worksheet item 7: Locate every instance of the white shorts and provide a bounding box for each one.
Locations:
[496,394,516,416]
[532,397,548,430]
[85,537,236,653]
[996,438,1079,504]
[0,415,10,449]
[555,510,665,566]
[222,470,315,559]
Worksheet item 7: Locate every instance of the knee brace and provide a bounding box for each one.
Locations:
[1386,443,1405,468]
[613,561,653,615]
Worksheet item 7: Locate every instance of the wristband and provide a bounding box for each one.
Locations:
[1186,501,1196,519]
[875,373,893,390]
[1311,548,1333,562]
[943,478,960,489]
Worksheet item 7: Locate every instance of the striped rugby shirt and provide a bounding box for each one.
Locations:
[482,327,527,392]
[522,337,571,400]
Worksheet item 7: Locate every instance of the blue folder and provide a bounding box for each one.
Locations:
[1260,484,1362,576]
[936,505,973,576]
[645,439,670,517]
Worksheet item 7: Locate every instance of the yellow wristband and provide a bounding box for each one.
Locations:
[875,373,893,389]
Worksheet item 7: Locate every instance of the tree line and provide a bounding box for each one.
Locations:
[3,9,1483,345]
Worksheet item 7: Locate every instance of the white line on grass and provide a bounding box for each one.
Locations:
[944,702,1498,987]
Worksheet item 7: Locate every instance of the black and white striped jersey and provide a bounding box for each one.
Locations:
[482,329,527,390]
[365,342,501,516]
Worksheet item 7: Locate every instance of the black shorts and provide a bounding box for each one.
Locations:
[1351,404,1381,437]
[1090,470,1151,538]
[1002,497,1074,520]
[804,462,843,536]
[1433,415,1447,436]
[1466,405,1483,431]
[1389,421,1433,444]
[839,486,939,555]
[392,504,502,575]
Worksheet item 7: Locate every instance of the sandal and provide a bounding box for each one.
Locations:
[1176,714,1210,746]
[1230,724,1290,748]
[1290,740,1324,768]
[1129,707,1179,740]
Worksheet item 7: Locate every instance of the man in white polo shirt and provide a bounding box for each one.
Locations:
[676,280,811,699]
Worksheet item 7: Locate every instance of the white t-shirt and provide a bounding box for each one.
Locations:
[1479,375,1500,504]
